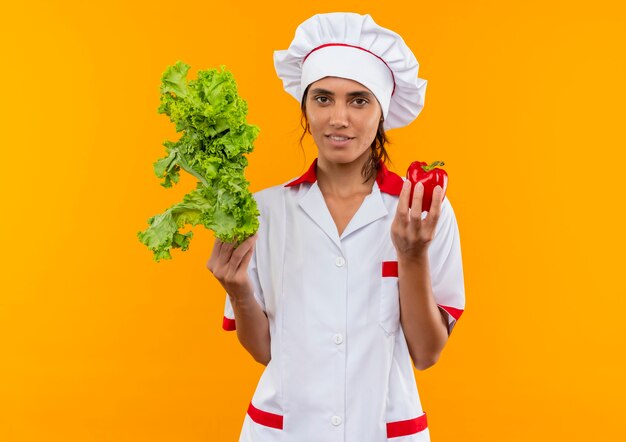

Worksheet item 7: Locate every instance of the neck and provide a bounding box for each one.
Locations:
[316,154,376,198]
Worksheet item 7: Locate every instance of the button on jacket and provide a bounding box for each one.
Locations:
[222,160,465,442]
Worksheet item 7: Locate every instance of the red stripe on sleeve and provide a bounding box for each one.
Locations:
[387,413,428,438]
[222,316,236,331]
[382,261,399,277]
[247,402,284,430]
[437,304,464,321]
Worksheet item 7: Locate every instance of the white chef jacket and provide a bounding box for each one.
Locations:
[222,159,465,442]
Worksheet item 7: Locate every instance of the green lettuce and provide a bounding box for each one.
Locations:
[137,61,260,262]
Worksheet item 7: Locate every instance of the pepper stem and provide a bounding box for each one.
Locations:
[421,161,445,172]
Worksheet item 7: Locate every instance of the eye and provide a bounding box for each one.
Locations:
[353,98,368,106]
[314,96,330,104]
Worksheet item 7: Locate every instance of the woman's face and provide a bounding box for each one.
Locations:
[305,76,382,167]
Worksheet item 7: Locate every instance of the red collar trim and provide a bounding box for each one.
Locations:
[285,158,403,196]
[284,158,319,187]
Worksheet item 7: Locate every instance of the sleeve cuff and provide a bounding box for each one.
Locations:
[437,304,464,335]
[222,316,236,331]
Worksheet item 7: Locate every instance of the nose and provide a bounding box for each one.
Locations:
[329,103,349,128]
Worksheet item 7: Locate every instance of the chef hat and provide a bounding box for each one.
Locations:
[274,12,428,130]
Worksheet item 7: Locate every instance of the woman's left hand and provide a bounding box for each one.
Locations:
[391,180,444,260]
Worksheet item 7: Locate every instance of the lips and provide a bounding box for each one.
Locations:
[326,134,354,146]
[326,134,354,141]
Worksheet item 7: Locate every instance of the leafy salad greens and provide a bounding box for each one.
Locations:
[137,61,260,262]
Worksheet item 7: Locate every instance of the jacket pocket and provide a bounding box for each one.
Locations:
[379,261,400,335]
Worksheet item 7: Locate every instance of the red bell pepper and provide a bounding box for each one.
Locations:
[406,160,448,212]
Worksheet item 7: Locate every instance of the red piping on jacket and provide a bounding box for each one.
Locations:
[387,413,428,438]
[247,402,284,430]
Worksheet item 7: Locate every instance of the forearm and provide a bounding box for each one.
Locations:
[229,294,271,366]
[398,253,448,370]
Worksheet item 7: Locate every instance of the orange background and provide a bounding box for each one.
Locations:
[1,0,625,440]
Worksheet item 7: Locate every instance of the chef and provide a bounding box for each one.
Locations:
[207,12,466,442]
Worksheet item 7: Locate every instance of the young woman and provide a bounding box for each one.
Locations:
[207,12,465,442]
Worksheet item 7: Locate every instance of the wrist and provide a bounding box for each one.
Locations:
[397,250,429,266]
[228,290,255,307]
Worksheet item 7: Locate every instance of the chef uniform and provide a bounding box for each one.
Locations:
[221,13,466,442]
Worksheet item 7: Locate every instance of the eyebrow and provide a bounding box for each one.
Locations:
[309,88,374,98]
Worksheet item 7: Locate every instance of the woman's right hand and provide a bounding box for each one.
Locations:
[206,234,258,300]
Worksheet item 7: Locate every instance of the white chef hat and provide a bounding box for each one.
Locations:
[274,12,428,130]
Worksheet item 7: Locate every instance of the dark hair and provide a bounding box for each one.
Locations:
[299,85,390,183]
